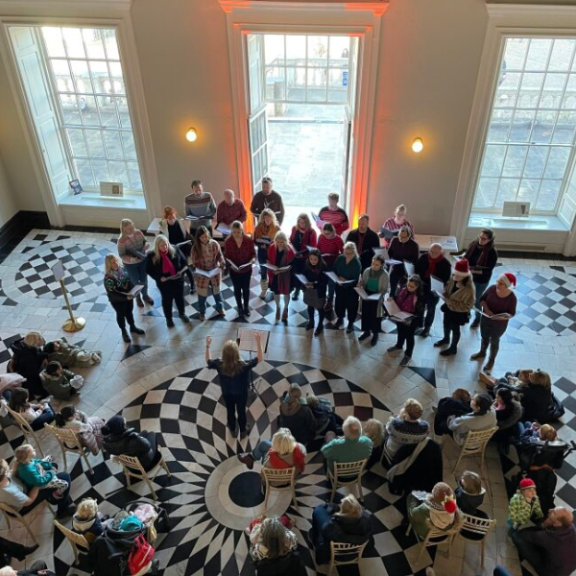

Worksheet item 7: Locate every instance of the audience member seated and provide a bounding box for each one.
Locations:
[346,214,380,270]
[14,445,69,500]
[44,339,101,368]
[8,387,55,430]
[455,471,489,540]
[447,393,496,445]
[493,388,523,445]
[55,405,106,455]
[0,373,26,401]
[321,416,372,474]
[383,398,429,462]
[40,361,83,401]
[10,332,47,398]
[102,415,161,472]
[433,388,471,436]
[278,384,318,446]
[0,536,38,567]
[72,497,106,544]
[306,395,343,435]
[380,204,414,247]
[363,418,384,467]
[407,482,460,539]
[0,458,75,519]
[238,428,306,476]
[517,421,557,447]
[216,188,247,229]
[508,478,544,530]
[0,562,62,576]
[310,495,373,564]
[510,506,576,576]
[318,193,349,236]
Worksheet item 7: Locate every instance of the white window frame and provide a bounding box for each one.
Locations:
[0,6,162,228]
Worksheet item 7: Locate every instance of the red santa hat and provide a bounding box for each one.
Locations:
[498,272,517,288]
[454,258,470,276]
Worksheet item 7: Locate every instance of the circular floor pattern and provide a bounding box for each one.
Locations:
[49,361,430,576]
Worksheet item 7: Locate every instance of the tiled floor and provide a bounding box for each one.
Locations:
[0,229,575,576]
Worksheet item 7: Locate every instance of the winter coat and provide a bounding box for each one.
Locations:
[17,458,57,488]
[496,400,523,430]
[73,512,105,543]
[433,397,471,435]
[39,368,76,400]
[102,428,156,470]
[279,400,317,445]
[146,249,187,288]
[442,277,476,313]
[10,339,47,397]
[447,409,497,445]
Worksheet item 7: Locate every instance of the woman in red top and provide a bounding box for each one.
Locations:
[317,223,344,310]
[224,221,256,318]
[267,232,295,323]
[381,204,414,247]
[290,213,318,301]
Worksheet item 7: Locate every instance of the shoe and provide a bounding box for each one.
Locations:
[57,503,77,519]
[483,360,494,373]
[387,345,402,353]
[244,306,251,317]
[136,294,144,308]
[306,321,314,331]
[121,330,131,343]
[238,453,255,470]
[189,285,196,295]
[143,295,154,306]
[419,329,430,338]
[199,314,206,321]
[217,309,226,317]
[179,313,190,323]
[314,325,323,336]
[275,308,281,322]
[259,280,269,299]
[292,290,300,301]
[334,318,344,329]
[282,308,289,322]
[39,395,54,405]
[130,326,145,335]
[346,323,354,333]
[370,334,378,346]
[166,319,175,328]
[228,424,239,436]
[359,331,371,341]
[434,339,449,347]
[400,354,412,366]
[479,371,496,388]
[237,307,245,318]
[15,543,39,561]
[470,350,486,360]
[440,347,457,357]
[471,318,481,329]
[240,430,247,440]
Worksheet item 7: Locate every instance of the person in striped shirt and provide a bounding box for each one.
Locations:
[184,180,217,235]
[318,193,349,236]
[380,204,414,247]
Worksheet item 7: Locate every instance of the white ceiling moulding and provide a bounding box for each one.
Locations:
[0,0,132,14]
[219,0,389,15]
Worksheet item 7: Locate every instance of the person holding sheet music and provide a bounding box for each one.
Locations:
[415,243,452,338]
[224,221,256,318]
[250,176,285,225]
[205,332,263,439]
[146,234,190,328]
[192,226,225,321]
[216,189,247,231]
[184,179,217,235]
[317,222,344,311]
[470,273,517,373]
[386,274,424,365]
[267,231,295,323]
[380,204,414,247]
[347,214,380,270]
[387,226,420,297]
[103,254,146,343]
[301,248,328,336]
[159,205,196,293]
[434,259,475,356]
[358,254,389,345]
[333,242,362,333]
[290,213,317,301]
[254,209,280,299]
[318,192,349,236]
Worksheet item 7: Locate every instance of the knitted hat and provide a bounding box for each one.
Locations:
[519,478,536,491]
[498,272,517,288]
[443,496,457,514]
[454,259,470,275]
[103,415,125,436]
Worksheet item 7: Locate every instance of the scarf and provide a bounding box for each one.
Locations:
[396,287,417,313]
[465,239,494,267]
[357,230,366,253]
[427,253,444,279]
[160,251,176,276]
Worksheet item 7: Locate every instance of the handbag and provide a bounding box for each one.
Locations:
[303,287,325,309]
[127,534,154,575]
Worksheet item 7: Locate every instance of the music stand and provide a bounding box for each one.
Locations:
[237,328,270,395]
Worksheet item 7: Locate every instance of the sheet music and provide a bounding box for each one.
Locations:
[384,298,413,321]
[404,261,415,276]
[324,271,357,285]
[128,284,144,297]
[354,287,381,301]
[431,276,445,296]
[295,273,310,284]
[195,268,220,278]
[373,247,389,260]
[263,263,291,272]
[216,224,231,236]
[473,307,510,319]
[226,259,252,272]
[238,328,270,353]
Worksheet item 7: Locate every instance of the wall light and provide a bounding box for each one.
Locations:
[412,137,423,153]
[186,127,198,143]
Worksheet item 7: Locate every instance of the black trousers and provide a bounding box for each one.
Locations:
[389,267,407,297]
[159,280,185,319]
[335,285,359,323]
[360,299,381,334]
[422,290,440,330]
[443,315,462,349]
[223,391,248,432]
[396,321,417,356]
[307,306,325,326]
[111,300,135,331]
[230,271,251,309]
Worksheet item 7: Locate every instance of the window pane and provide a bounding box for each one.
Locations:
[60,94,80,124]
[553,111,576,144]
[286,35,305,62]
[89,61,110,94]
[52,60,73,91]
[544,146,570,178]
[265,68,285,100]
[80,95,100,126]
[536,180,562,210]
[525,39,552,71]
[523,146,549,178]
[549,39,575,72]
[70,60,91,93]
[92,159,108,182]
[75,158,95,187]
[488,109,513,141]
[510,110,535,142]
[481,144,506,177]
[533,110,557,144]
[502,146,528,178]
[495,178,521,208]
[504,38,529,70]
[67,128,87,157]
[103,131,123,160]
[495,72,521,108]
[285,67,305,101]
[85,130,105,158]
[329,36,350,68]
[102,30,120,60]
[42,28,65,57]
[541,73,567,108]
[109,62,125,95]
[265,35,284,66]
[307,36,328,67]
[98,96,120,128]
[108,161,128,184]
[474,178,499,208]
[127,161,142,190]
[307,68,326,102]
[121,131,137,160]
[82,28,105,60]
[518,178,541,205]
[62,28,85,58]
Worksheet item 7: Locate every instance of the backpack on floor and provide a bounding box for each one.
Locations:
[128,534,155,575]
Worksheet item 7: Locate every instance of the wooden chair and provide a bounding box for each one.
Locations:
[44,423,95,474]
[261,466,297,510]
[406,519,460,561]
[5,404,45,458]
[457,513,497,569]
[53,519,90,564]
[452,427,498,477]
[327,459,367,503]
[113,451,171,500]
[327,541,368,576]
[0,499,54,544]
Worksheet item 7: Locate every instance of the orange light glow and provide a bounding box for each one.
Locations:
[345,3,389,16]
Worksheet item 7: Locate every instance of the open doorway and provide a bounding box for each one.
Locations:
[247,33,358,227]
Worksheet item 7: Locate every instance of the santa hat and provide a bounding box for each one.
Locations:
[454,259,470,276]
[519,478,536,491]
[498,272,517,288]
[443,496,457,514]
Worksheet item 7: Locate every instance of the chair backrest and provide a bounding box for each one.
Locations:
[333,459,367,481]
[53,519,90,551]
[45,423,84,452]
[114,453,146,474]
[5,405,35,435]
[261,466,295,485]
[459,513,496,539]
[330,541,367,565]
[424,520,460,542]
[462,427,498,454]
[0,500,21,519]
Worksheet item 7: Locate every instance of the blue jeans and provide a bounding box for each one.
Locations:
[198,291,223,314]
[510,527,546,576]
[473,281,489,321]
[30,406,55,431]
[311,504,337,564]
[493,567,513,576]
[125,259,149,297]
[252,440,272,462]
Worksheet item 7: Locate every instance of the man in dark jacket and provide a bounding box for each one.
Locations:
[346,214,380,270]
[102,415,159,471]
[278,385,318,445]
[250,176,285,225]
[415,243,451,337]
[511,506,576,576]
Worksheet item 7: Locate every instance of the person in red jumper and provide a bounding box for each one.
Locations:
[216,189,247,231]
[318,193,349,236]
[290,213,318,301]
[267,231,295,323]
[224,221,255,318]
[317,223,344,310]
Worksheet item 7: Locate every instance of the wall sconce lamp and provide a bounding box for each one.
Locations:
[186,127,198,143]
[412,137,424,153]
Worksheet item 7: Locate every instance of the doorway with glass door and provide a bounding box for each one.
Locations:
[247,33,358,229]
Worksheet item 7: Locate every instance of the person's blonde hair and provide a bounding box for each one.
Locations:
[221,340,242,377]
[14,444,34,464]
[287,383,302,402]
[271,428,297,455]
[297,213,312,229]
[539,424,558,441]
[0,566,17,576]
[258,208,278,228]
[400,398,423,421]
[395,204,407,216]
[76,497,99,519]
[343,416,362,440]
[528,369,552,390]
[274,231,288,246]
[0,459,9,482]
[163,205,177,219]
[259,517,290,559]
[343,241,358,257]
[363,418,384,447]
[120,218,135,236]
[23,331,44,348]
[152,234,174,264]
[337,494,363,518]
[104,253,123,274]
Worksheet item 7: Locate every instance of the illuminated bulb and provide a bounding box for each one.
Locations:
[186,128,198,143]
[412,137,423,153]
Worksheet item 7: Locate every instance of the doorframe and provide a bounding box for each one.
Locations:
[219,2,388,231]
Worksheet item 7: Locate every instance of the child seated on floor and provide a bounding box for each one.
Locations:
[45,339,102,368]
[55,405,106,455]
[518,422,557,445]
[40,361,84,400]
[508,478,544,530]
[13,444,68,498]
[73,498,108,543]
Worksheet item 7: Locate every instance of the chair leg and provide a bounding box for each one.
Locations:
[125,471,132,490]
[161,458,171,477]
[329,481,337,504]
[83,452,94,475]
[146,478,157,500]
[62,450,68,473]
[417,541,426,562]
[327,558,334,576]
[72,542,79,565]
[357,478,364,502]
[263,486,270,511]
[23,519,37,544]
[405,523,412,537]
[452,450,463,475]
[2,512,10,529]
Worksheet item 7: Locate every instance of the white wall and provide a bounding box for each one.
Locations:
[0,148,17,227]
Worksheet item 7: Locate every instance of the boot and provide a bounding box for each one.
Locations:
[483,357,495,373]
[238,453,255,470]
[143,295,154,306]
[130,325,145,335]
[275,307,281,323]
[136,294,144,308]
[121,329,131,343]
[470,347,487,361]
[292,288,300,301]
[259,280,268,299]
